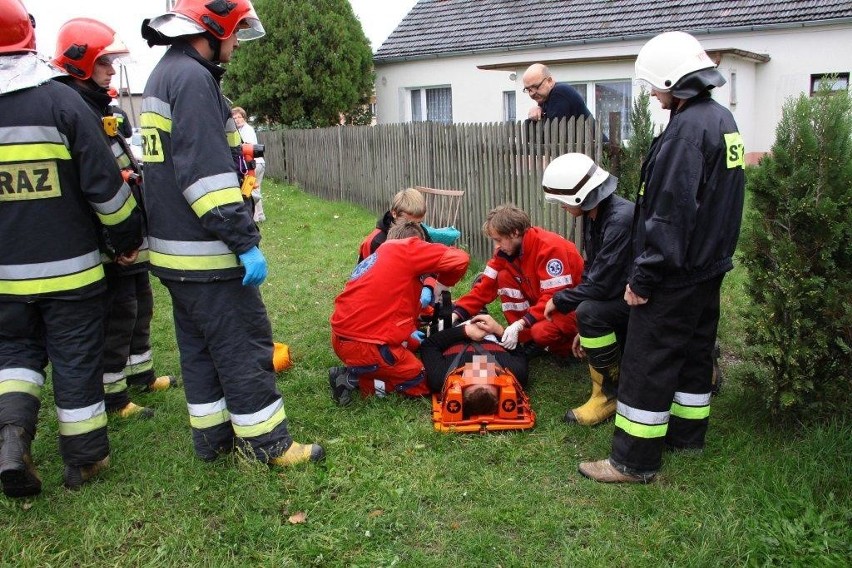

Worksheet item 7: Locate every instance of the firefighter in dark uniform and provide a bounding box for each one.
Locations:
[139,0,323,466]
[579,31,746,483]
[52,18,177,420]
[0,0,143,496]
[541,153,634,426]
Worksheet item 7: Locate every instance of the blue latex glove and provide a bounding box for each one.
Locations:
[238,246,267,286]
[411,330,425,344]
[420,286,433,309]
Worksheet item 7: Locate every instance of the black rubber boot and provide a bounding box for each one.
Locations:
[0,425,42,498]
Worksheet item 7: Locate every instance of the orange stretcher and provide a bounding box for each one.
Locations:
[432,354,536,434]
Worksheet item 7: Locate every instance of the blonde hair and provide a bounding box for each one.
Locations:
[481,204,531,238]
[231,106,247,120]
[391,188,427,218]
[388,221,426,241]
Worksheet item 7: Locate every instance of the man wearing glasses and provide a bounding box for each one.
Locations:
[522,63,592,123]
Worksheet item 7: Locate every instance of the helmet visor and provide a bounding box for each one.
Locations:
[236,18,265,41]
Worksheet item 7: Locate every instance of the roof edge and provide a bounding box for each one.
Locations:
[374,17,852,65]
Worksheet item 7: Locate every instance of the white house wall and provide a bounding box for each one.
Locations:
[375,23,851,157]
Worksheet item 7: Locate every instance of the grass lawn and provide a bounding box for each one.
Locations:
[1,180,849,567]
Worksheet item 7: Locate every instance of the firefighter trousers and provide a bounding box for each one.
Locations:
[162,279,291,462]
[102,271,156,411]
[611,276,722,474]
[0,296,109,467]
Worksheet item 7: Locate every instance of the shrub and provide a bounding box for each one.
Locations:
[739,81,852,421]
[615,87,654,199]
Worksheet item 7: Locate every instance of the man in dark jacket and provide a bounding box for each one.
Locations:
[52,17,177,420]
[542,153,634,426]
[0,0,142,496]
[579,31,745,483]
[140,0,323,467]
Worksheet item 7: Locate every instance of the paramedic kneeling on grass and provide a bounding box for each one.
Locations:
[329,222,470,406]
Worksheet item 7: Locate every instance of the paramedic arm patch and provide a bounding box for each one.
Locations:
[546,258,564,276]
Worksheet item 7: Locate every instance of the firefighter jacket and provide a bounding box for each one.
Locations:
[630,92,745,298]
[454,226,584,326]
[331,237,469,346]
[552,194,634,314]
[0,55,143,301]
[140,43,258,282]
[60,78,149,276]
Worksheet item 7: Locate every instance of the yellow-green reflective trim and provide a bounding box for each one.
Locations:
[125,360,153,375]
[190,408,230,430]
[95,194,138,226]
[0,264,104,296]
[190,187,243,217]
[140,112,172,133]
[116,155,132,169]
[58,413,108,436]
[579,332,617,349]
[149,250,239,271]
[135,249,150,263]
[232,404,286,438]
[670,402,710,420]
[103,379,127,394]
[0,380,41,398]
[226,131,241,146]
[1,143,71,161]
[615,414,668,439]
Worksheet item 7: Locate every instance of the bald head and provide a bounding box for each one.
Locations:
[522,63,555,103]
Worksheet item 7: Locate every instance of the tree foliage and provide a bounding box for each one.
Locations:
[613,87,653,199]
[739,81,852,421]
[223,0,374,128]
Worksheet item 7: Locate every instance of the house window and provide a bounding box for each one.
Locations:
[595,80,632,141]
[410,87,453,123]
[503,91,516,121]
[810,73,849,95]
[567,83,588,104]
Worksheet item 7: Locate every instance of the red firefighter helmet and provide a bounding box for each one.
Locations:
[148,0,265,41]
[0,0,36,54]
[51,18,129,80]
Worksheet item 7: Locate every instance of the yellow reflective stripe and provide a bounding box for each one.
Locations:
[189,187,243,217]
[226,130,241,146]
[1,143,71,161]
[670,402,710,420]
[149,250,239,271]
[615,414,668,439]
[58,412,108,436]
[116,155,132,169]
[135,249,150,263]
[579,332,617,349]
[232,404,286,439]
[0,379,41,398]
[0,264,104,296]
[140,112,172,133]
[95,194,138,226]
[189,408,230,430]
[103,379,127,394]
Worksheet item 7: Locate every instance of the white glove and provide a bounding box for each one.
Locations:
[500,320,525,350]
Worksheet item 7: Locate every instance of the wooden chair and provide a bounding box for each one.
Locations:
[414,186,465,229]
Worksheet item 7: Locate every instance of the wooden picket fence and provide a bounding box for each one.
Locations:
[259,118,606,261]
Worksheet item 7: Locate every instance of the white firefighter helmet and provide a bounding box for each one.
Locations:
[541,153,616,211]
[635,31,717,92]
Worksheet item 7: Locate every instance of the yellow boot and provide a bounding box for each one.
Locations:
[112,402,154,420]
[269,442,325,467]
[146,375,177,392]
[64,455,110,490]
[565,364,618,425]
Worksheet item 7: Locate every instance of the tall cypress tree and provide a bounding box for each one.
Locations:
[616,88,653,199]
[739,80,852,420]
[223,0,375,127]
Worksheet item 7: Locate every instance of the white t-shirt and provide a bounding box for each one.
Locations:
[237,123,264,164]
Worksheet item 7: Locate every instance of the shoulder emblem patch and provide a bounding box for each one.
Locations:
[546,258,564,277]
